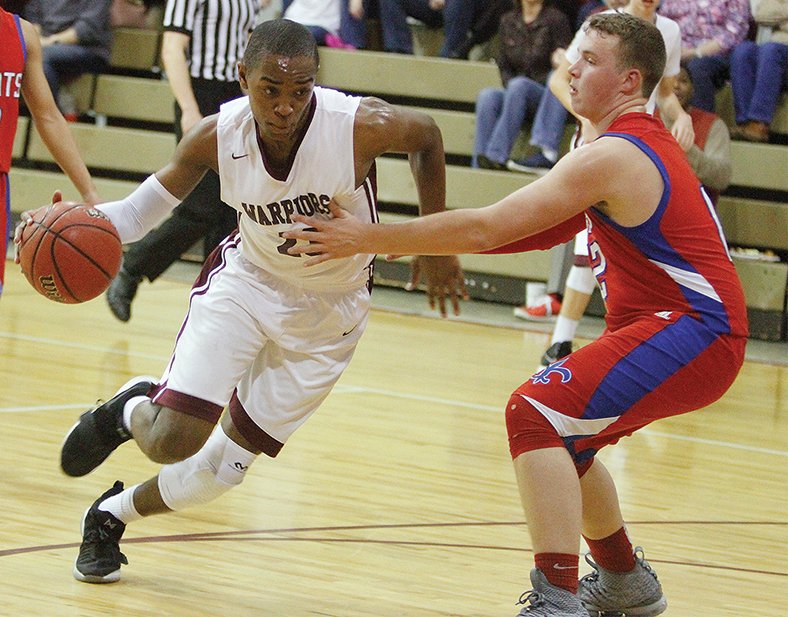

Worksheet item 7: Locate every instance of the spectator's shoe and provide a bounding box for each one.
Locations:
[515,294,562,322]
[61,376,154,477]
[507,153,555,175]
[578,548,667,617]
[73,481,128,583]
[514,568,587,616]
[325,33,356,50]
[106,268,141,322]
[540,341,573,368]
[477,154,507,171]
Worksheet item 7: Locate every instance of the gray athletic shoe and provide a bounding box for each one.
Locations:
[514,568,587,616]
[578,548,667,616]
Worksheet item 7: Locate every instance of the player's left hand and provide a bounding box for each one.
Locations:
[406,255,468,317]
[13,191,62,263]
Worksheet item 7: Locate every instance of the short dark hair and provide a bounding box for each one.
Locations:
[243,19,320,70]
[586,12,666,100]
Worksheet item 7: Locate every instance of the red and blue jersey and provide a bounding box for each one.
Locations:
[507,113,748,464]
[0,8,26,173]
[587,112,748,339]
[1,8,26,294]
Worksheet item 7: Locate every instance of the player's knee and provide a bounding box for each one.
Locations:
[146,430,205,464]
[505,392,563,459]
[143,406,215,464]
[158,426,257,511]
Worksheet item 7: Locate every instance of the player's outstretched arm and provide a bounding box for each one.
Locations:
[285,138,656,261]
[353,97,467,316]
[18,19,100,205]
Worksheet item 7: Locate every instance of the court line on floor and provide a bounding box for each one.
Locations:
[1,521,785,578]
[2,384,785,458]
[332,384,788,458]
[1,333,784,457]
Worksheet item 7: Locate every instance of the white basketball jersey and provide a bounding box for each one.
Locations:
[216,87,378,291]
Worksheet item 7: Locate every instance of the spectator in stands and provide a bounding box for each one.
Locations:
[473,0,572,170]
[377,0,488,57]
[661,64,732,205]
[1,5,100,296]
[282,0,347,46]
[575,0,627,29]
[730,0,787,143]
[447,0,510,59]
[506,0,626,175]
[658,0,751,112]
[106,0,258,322]
[23,0,113,112]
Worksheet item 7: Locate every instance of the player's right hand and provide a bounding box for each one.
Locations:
[13,190,63,263]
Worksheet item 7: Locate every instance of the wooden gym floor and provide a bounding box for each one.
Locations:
[0,264,786,616]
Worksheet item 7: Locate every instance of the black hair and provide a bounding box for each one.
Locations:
[242,18,320,70]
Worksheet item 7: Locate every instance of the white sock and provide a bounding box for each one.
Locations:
[551,315,579,345]
[98,484,143,524]
[542,148,558,163]
[123,396,148,434]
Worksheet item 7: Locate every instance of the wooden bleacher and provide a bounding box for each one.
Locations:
[8,33,787,340]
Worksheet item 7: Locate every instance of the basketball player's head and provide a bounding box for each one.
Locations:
[239,19,320,144]
[586,12,666,100]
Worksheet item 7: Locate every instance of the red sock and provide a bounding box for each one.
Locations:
[583,527,636,572]
[534,552,578,593]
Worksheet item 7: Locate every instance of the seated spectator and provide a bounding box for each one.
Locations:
[282,0,342,45]
[659,0,751,112]
[472,0,572,171]
[730,0,787,142]
[377,0,488,57]
[575,0,627,29]
[659,64,733,205]
[448,0,510,60]
[23,0,113,112]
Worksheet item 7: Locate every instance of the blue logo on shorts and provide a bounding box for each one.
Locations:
[531,358,573,385]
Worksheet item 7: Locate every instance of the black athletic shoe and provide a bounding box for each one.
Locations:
[106,268,141,322]
[73,481,128,583]
[61,377,153,477]
[540,341,573,367]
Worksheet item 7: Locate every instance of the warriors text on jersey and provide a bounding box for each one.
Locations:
[216,87,378,291]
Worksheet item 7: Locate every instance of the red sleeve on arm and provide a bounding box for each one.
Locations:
[480,213,585,254]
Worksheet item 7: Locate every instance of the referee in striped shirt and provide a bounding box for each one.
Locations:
[107,0,260,322]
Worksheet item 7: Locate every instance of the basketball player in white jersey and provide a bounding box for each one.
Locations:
[16,19,466,584]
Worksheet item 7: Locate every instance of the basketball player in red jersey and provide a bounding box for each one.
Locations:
[0,5,99,297]
[285,13,748,616]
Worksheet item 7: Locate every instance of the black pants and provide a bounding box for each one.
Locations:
[123,78,242,282]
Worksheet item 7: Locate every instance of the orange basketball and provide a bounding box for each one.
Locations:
[17,201,122,304]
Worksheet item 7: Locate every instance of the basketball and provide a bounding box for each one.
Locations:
[17,201,123,304]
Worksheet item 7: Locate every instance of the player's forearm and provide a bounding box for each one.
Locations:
[35,112,99,203]
[161,34,200,115]
[97,175,181,243]
[408,128,447,216]
[360,209,499,256]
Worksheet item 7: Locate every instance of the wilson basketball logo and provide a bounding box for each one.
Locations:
[38,274,65,302]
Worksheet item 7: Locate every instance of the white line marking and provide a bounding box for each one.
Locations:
[2,334,785,458]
